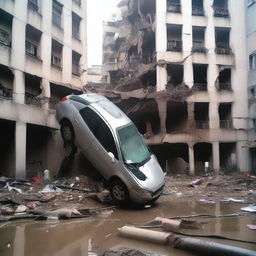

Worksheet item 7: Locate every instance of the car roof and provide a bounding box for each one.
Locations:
[70,93,132,129]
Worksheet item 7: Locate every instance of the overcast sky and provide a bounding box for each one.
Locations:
[87,0,120,67]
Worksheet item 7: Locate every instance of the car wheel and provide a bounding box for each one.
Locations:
[110,179,129,204]
[61,120,74,143]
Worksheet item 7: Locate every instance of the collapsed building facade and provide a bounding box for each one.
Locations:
[102,0,254,174]
[0,0,87,178]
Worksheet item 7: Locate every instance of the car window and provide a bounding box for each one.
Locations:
[80,107,119,159]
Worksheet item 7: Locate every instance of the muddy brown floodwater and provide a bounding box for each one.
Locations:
[0,195,256,256]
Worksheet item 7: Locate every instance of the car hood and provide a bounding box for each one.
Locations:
[137,154,165,191]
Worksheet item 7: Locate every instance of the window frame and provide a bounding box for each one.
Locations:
[52,0,63,29]
[25,40,37,56]
[0,29,10,46]
[28,0,39,12]
[248,0,256,7]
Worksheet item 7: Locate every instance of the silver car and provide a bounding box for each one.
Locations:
[56,93,165,204]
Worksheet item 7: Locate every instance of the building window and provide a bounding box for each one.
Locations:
[72,51,81,75]
[28,0,39,12]
[213,0,229,18]
[73,0,81,6]
[26,41,37,56]
[167,0,181,13]
[25,25,41,58]
[215,27,231,55]
[72,12,81,40]
[0,29,9,46]
[248,0,256,7]
[52,0,63,29]
[249,53,256,70]
[51,39,62,69]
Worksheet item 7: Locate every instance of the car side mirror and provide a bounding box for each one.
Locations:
[108,152,116,163]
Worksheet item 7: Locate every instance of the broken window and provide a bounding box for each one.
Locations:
[220,143,237,172]
[218,67,232,90]
[194,143,212,173]
[167,24,182,52]
[215,27,231,55]
[140,70,156,91]
[213,0,229,17]
[249,52,256,70]
[28,0,39,12]
[193,64,208,91]
[0,9,13,47]
[0,65,13,99]
[166,102,188,133]
[25,74,42,106]
[52,0,63,29]
[192,0,204,16]
[51,39,63,69]
[192,26,206,53]
[219,103,233,128]
[194,103,209,129]
[72,51,81,76]
[25,25,42,57]
[72,12,81,40]
[167,0,181,13]
[167,64,183,87]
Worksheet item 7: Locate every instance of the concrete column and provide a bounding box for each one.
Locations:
[187,102,195,129]
[156,65,168,91]
[156,0,167,91]
[80,18,87,86]
[13,70,25,104]
[15,122,26,179]
[181,0,193,88]
[236,141,249,173]
[156,99,167,134]
[11,0,27,71]
[41,79,50,110]
[62,6,72,83]
[212,142,220,174]
[209,101,219,129]
[188,143,195,175]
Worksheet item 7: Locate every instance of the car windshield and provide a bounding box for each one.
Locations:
[117,124,151,164]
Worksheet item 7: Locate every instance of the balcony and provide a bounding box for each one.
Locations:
[193,83,207,91]
[196,120,209,129]
[192,7,204,16]
[220,120,233,129]
[214,7,229,18]
[167,3,181,13]
[219,82,232,91]
[215,46,232,55]
[167,40,182,52]
[25,93,41,107]
[192,41,206,53]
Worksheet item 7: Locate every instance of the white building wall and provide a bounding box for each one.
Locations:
[0,0,87,178]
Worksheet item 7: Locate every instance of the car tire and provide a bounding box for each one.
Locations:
[61,120,74,143]
[109,179,129,204]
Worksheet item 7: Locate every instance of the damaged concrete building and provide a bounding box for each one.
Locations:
[0,0,87,178]
[102,0,253,174]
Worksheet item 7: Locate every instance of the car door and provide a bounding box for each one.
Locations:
[75,106,120,179]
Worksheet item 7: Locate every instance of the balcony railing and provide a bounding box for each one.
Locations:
[192,7,204,16]
[167,40,182,52]
[220,120,233,129]
[25,93,41,107]
[167,3,181,13]
[192,41,206,53]
[214,7,229,17]
[194,83,207,91]
[219,83,232,91]
[196,120,209,129]
[215,46,232,55]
